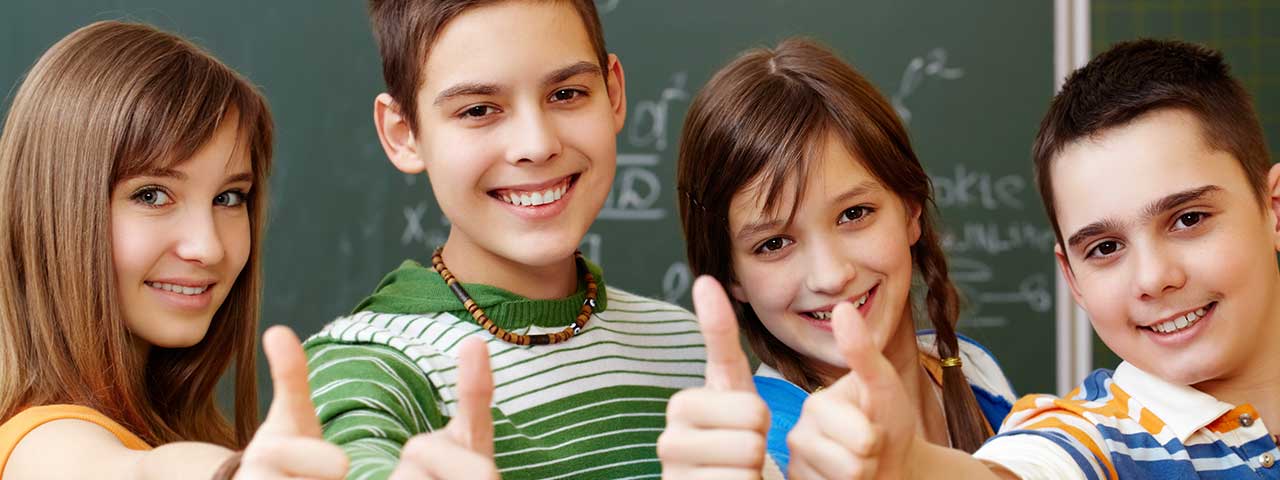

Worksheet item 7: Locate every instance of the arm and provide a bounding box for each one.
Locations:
[5,326,346,480]
[306,338,498,480]
[306,341,444,479]
[3,419,231,480]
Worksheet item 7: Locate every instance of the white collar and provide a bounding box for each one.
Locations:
[755,362,787,380]
[1112,362,1235,442]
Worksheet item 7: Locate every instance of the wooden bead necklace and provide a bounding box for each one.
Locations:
[431,247,596,346]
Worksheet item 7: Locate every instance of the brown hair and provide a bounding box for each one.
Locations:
[0,21,273,448]
[1034,39,1272,248]
[677,38,990,452]
[367,0,609,132]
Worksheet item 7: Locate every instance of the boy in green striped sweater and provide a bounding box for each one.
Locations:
[304,1,707,478]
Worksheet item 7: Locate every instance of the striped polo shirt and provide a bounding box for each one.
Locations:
[974,362,1280,479]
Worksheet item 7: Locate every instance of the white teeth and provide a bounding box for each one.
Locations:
[810,311,832,320]
[496,179,570,207]
[856,293,869,307]
[147,282,208,296]
[1150,306,1208,334]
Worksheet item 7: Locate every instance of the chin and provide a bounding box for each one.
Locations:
[142,324,213,349]
[503,242,582,268]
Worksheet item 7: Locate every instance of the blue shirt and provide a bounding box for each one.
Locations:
[754,331,1017,476]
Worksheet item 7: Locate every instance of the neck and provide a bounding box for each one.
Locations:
[881,302,950,446]
[440,232,578,300]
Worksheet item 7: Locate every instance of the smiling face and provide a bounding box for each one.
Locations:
[111,113,253,350]
[727,132,921,371]
[1053,108,1280,387]
[380,0,625,287]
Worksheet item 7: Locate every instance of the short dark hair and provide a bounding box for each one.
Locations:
[367,0,609,133]
[1034,39,1271,247]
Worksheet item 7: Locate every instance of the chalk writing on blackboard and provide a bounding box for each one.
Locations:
[628,72,689,152]
[662,262,691,304]
[892,48,963,124]
[931,164,1025,210]
[401,201,428,246]
[579,232,603,266]
[596,0,621,14]
[600,154,665,220]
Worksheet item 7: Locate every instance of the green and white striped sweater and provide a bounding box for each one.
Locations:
[304,259,706,479]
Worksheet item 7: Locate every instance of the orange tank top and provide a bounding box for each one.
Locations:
[0,405,151,477]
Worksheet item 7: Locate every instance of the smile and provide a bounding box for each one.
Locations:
[489,174,576,208]
[801,286,875,320]
[145,281,211,296]
[1143,301,1215,334]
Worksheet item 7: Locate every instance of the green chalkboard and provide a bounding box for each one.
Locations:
[1090,0,1280,372]
[0,1,1058,410]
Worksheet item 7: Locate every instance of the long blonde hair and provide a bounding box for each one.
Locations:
[0,20,273,448]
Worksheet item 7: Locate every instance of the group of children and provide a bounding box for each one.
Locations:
[0,1,1274,479]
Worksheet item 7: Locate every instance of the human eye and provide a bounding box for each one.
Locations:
[457,104,499,120]
[836,206,875,225]
[549,88,588,103]
[1171,211,1209,230]
[131,186,173,208]
[215,189,249,208]
[753,236,794,255]
[1085,240,1124,259]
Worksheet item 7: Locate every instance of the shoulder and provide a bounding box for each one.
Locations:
[599,287,695,319]
[303,312,478,407]
[996,369,1126,447]
[304,310,478,366]
[976,370,1124,480]
[2,405,149,480]
[915,331,1016,403]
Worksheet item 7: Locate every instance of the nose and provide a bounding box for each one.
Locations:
[506,107,562,165]
[174,207,225,267]
[1132,241,1185,300]
[803,236,856,295]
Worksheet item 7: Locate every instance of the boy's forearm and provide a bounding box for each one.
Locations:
[906,442,1020,480]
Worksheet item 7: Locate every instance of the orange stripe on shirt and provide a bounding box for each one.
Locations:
[1024,415,1119,480]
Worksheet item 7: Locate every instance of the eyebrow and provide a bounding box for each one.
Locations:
[543,61,601,86]
[225,172,254,185]
[433,82,500,106]
[734,180,880,243]
[431,61,601,107]
[1065,185,1223,248]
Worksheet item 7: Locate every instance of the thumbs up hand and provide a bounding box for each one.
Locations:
[389,338,501,480]
[237,325,349,479]
[785,303,919,480]
[658,276,771,479]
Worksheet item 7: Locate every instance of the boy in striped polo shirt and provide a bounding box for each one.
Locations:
[303,1,705,479]
[777,39,1280,480]
[969,39,1280,479]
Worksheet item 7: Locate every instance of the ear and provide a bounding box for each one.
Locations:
[728,282,749,304]
[1267,163,1280,252]
[1055,243,1086,306]
[605,54,627,134]
[374,93,426,174]
[907,201,923,246]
